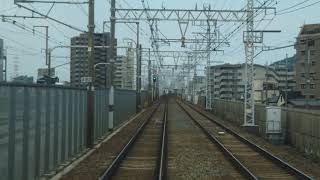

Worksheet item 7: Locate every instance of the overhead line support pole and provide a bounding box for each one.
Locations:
[148,48,152,104]
[33,25,50,77]
[135,22,141,112]
[243,0,255,126]
[86,0,95,148]
[109,0,116,131]
[206,20,212,110]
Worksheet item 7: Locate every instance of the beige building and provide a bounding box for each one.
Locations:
[270,56,296,91]
[208,64,280,104]
[114,47,136,90]
[294,24,320,99]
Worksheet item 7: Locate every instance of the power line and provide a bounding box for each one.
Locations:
[72,0,103,32]
[0,7,17,13]
[213,0,276,52]
[0,34,40,53]
[17,3,86,32]
[2,16,67,46]
[45,18,71,44]
[277,0,320,15]
[277,0,311,13]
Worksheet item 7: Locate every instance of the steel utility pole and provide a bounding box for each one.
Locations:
[148,48,152,105]
[33,25,49,76]
[205,20,212,110]
[109,0,116,131]
[3,48,7,82]
[285,53,288,107]
[103,21,109,87]
[135,22,141,112]
[86,0,95,148]
[137,44,142,111]
[243,0,255,126]
[193,43,198,104]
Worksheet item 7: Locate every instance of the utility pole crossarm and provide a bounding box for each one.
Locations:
[115,8,248,22]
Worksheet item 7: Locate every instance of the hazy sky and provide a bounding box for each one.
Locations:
[0,0,320,82]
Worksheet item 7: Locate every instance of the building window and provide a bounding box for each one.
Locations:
[310,95,315,99]
[308,40,315,47]
[310,72,316,78]
[301,51,306,55]
[301,84,306,89]
[311,61,316,66]
[310,84,316,89]
[301,73,305,77]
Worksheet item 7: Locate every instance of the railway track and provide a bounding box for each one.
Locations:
[177,100,313,180]
[166,99,247,179]
[99,99,168,180]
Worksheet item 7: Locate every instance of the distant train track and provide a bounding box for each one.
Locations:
[177,100,313,180]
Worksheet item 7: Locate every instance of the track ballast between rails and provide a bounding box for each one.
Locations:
[99,99,168,180]
[177,100,313,180]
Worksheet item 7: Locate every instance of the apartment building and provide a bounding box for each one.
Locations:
[113,47,136,90]
[192,76,206,96]
[270,56,296,91]
[294,24,320,99]
[70,32,113,88]
[208,64,280,104]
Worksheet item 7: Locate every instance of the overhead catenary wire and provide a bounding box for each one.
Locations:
[276,0,320,15]
[276,0,311,13]
[2,16,67,46]
[211,0,277,53]
[0,7,18,13]
[72,0,103,32]
[0,33,40,53]
[16,2,86,32]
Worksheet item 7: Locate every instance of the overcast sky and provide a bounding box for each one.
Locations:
[0,0,319,82]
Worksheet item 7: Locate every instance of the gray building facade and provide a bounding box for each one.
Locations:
[270,56,296,91]
[294,24,320,99]
[208,64,280,104]
[0,39,3,81]
[70,33,114,88]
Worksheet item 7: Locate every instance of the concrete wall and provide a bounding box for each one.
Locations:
[284,108,320,159]
[212,99,320,160]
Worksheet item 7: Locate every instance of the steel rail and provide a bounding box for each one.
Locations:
[157,99,168,180]
[184,101,314,180]
[177,101,258,180]
[99,103,159,180]
[99,100,167,180]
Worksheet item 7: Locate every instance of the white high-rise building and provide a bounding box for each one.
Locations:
[114,47,136,90]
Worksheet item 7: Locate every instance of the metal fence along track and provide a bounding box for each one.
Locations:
[0,83,147,180]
